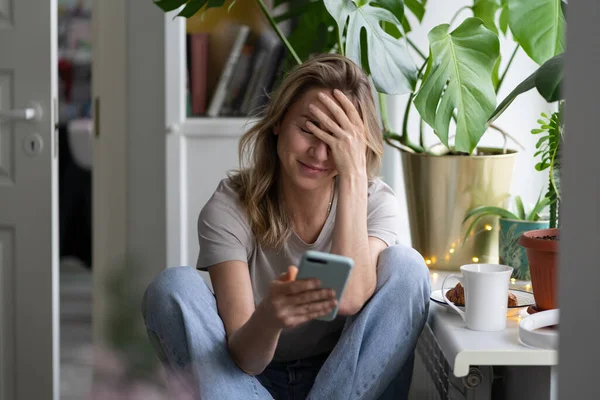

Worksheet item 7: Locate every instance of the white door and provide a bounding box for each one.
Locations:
[0,0,59,399]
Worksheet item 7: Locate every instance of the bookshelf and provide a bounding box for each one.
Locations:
[183,2,285,118]
[164,8,277,271]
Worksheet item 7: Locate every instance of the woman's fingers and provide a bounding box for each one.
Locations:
[308,103,345,138]
[289,288,336,306]
[305,120,334,146]
[288,266,298,281]
[316,91,352,131]
[277,266,299,282]
[279,277,321,295]
[332,89,363,128]
[290,299,337,318]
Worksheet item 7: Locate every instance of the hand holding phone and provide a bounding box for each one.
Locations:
[296,250,354,321]
[260,265,338,330]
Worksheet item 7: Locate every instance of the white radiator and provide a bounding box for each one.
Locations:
[409,323,496,400]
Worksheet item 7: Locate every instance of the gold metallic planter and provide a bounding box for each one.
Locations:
[401,148,518,271]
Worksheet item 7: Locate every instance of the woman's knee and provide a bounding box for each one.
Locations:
[376,245,431,300]
[142,266,211,327]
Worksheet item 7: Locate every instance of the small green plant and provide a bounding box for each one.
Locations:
[499,223,529,278]
[462,194,551,244]
[531,103,564,228]
[463,101,564,241]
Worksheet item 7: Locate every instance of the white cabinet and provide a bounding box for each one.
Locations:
[168,118,251,285]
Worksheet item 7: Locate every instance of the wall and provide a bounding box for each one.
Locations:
[380,0,553,246]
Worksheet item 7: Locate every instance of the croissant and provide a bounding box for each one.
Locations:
[446,282,518,307]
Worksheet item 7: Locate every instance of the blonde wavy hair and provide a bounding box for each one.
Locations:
[229,53,384,249]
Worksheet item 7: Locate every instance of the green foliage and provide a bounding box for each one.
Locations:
[500,223,530,280]
[413,18,499,154]
[488,53,564,124]
[498,0,509,35]
[153,0,566,155]
[323,0,418,94]
[532,105,564,228]
[404,0,426,21]
[275,1,338,79]
[507,0,566,65]
[462,194,551,244]
[472,0,501,34]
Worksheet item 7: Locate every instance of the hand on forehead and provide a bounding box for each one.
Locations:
[302,88,341,120]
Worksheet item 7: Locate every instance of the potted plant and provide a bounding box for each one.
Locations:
[462,194,551,280]
[154,0,566,270]
[382,0,565,270]
[486,47,565,310]
[517,106,563,311]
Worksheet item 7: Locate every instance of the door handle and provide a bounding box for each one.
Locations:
[0,102,43,121]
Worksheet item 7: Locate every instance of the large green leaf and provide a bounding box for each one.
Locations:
[508,0,566,65]
[491,54,501,89]
[413,18,500,153]
[404,0,426,21]
[283,1,337,68]
[375,0,404,23]
[382,18,412,40]
[487,53,564,124]
[379,0,414,39]
[472,0,501,34]
[498,0,509,35]
[535,54,564,101]
[378,0,410,39]
[324,0,418,95]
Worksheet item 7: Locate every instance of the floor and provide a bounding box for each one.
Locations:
[60,257,93,400]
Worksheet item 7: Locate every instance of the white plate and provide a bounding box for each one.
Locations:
[430,288,535,317]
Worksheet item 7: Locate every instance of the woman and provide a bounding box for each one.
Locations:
[142,53,430,400]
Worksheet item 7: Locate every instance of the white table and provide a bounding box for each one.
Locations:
[429,303,557,378]
[418,271,558,400]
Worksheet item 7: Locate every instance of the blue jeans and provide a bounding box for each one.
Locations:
[142,245,431,399]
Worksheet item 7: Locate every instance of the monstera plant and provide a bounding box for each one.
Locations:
[154,0,566,153]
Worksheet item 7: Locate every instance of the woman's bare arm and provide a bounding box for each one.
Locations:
[305,89,387,315]
[209,261,337,375]
[330,175,384,315]
[209,261,281,375]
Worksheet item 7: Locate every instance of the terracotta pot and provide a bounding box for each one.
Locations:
[518,228,560,311]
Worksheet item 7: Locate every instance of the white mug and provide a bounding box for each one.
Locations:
[442,264,514,331]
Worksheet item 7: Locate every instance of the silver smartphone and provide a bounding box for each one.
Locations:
[296,250,354,321]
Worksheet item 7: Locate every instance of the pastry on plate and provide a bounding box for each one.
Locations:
[445,282,519,307]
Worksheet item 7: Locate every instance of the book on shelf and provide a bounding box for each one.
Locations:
[220,42,255,116]
[186,26,287,119]
[238,30,284,117]
[206,24,251,117]
[188,32,209,115]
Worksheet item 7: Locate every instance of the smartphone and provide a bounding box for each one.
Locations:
[296,250,354,321]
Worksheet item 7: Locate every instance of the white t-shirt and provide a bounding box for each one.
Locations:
[196,176,401,361]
